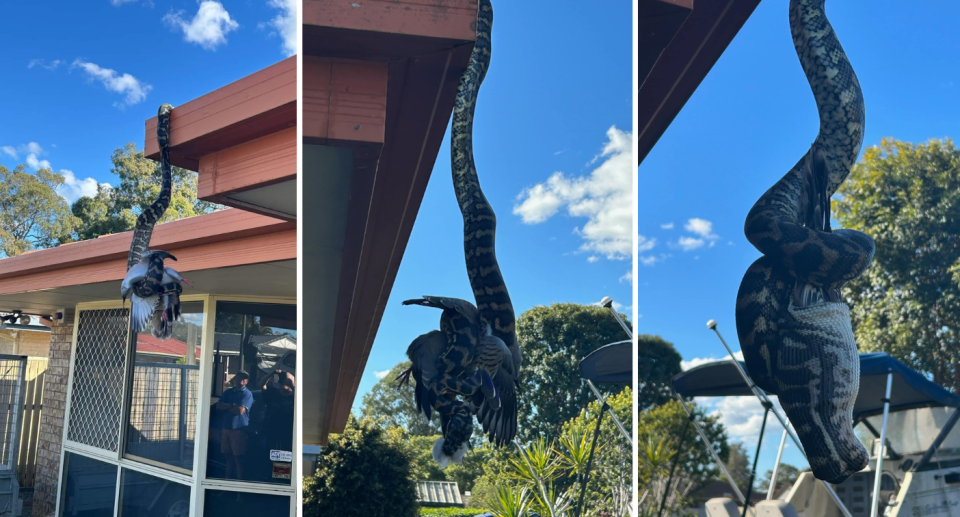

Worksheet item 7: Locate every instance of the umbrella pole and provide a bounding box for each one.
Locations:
[601,296,633,339]
[576,401,608,517]
[742,404,771,517]
[587,379,631,444]
[767,428,789,500]
[870,373,893,517]
[707,320,853,517]
[657,413,692,517]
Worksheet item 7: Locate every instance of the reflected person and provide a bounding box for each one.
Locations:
[217,371,253,480]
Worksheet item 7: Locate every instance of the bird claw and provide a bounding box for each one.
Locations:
[395,369,413,389]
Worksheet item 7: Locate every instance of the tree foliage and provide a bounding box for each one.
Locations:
[70,143,217,242]
[637,400,730,501]
[724,442,752,493]
[835,138,960,390]
[304,415,419,517]
[517,303,631,442]
[757,463,800,495]
[637,334,683,412]
[361,362,442,436]
[0,165,77,256]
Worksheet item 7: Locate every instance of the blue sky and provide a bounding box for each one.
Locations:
[352,1,634,412]
[0,0,295,202]
[639,0,960,473]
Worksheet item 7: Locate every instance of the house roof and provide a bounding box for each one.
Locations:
[0,209,295,316]
[144,57,296,221]
[639,0,762,165]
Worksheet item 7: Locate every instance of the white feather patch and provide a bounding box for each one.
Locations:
[432,438,469,469]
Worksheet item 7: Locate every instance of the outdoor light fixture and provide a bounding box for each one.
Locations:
[0,324,51,333]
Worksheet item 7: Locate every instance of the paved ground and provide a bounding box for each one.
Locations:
[20,487,32,516]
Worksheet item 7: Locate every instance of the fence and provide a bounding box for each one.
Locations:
[126,363,199,467]
[16,358,46,487]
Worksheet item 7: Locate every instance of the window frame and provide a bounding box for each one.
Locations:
[56,294,296,517]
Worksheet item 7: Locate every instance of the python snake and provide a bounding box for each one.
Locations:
[399,0,521,467]
[121,104,186,340]
[735,0,875,484]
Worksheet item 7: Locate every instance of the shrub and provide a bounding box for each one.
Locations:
[303,415,419,517]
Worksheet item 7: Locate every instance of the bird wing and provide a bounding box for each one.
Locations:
[403,296,481,326]
[130,294,158,335]
[477,366,517,447]
[122,261,149,294]
[406,330,446,420]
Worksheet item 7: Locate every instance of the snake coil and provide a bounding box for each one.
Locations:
[735,0,875,484]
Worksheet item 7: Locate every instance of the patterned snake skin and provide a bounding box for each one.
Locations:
[121,104,186,339]
[735,0,876,484]
[399,0,521,467]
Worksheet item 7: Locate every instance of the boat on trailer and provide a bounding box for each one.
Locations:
[670,351,960,517]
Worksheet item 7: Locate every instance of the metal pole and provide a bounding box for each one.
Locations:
[675,394,751,512]
[767,428,789,500]
[707,320,854,517]
[586,379,632,444]
[601,297,633,339]
[742,406,770,517]
[576,402,608,517]
[658,414,691,517]
[870,373,893,517]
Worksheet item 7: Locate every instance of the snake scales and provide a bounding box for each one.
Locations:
[121,104,187,340]
[399,0,521,467]
[735,0,875,484]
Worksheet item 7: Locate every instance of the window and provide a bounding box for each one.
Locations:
[59,452,117,517]
[125,302,204,472]
[119,469,191,517]
[203,490,290,515]
[206,302,296,485]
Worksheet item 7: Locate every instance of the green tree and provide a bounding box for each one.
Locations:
[637,400,730,497]
[70,143,218,241]
[304,415,419,517]
[757,463,800,495]
[517,303,631,442]
[835,138,960,390]
[724,442,752,492]
[637,334,683,412]
[361,362,442,436]
[0,165,78,256]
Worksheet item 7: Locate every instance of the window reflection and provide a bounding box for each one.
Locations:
[59,453,117,517]
[203,490,289,515]
[118,469,191,517]
[125,301,203,471]
[207,302,295,485]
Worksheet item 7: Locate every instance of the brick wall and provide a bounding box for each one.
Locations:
[18,331,50,358]
[32,311,73,517]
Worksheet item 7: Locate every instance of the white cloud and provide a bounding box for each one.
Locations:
[165,1,239,51]
[587,256,599,263]
[680,351,743,371]
[56,170,103,203]
[0,146,16,159]
[16,142,50,170]
[619,271,632,284]
[675,235,705,251]
[111,0,139,5]
[685,218,718,240]
[28,59,62,71]
[374,370,390,380]
[638,234,656,253]
[514,126,632,261]
[261,0,297,56]
[661,222,674,229]
[700,394,787,445]
[72,60,151,106]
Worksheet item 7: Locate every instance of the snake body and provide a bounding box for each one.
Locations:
[121,104,186,339]
[734,0,875,484]
[400,0,520,467]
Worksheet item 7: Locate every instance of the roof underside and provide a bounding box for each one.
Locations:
[638,0,761,165]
